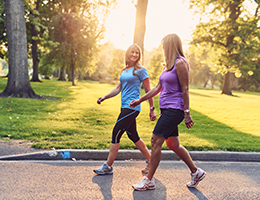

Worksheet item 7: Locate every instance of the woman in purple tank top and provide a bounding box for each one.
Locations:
[130,33,206,191]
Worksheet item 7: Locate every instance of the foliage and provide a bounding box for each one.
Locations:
[189,0,260,94]
[186,44,221,89]
[0,78,259,151]
[89,41,115,82]
[238,58,260,91]
[0,0,7,60]
[109,48,125,80]
[41,0,116,85]
[0,0,116,84]
[148,49,164,82]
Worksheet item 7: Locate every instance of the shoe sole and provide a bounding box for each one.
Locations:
[187,172,206,188]
[132,185,156,191]
[93,170,113,175]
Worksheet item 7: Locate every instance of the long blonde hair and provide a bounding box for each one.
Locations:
[162,33,185,71]
[122,44,143,75]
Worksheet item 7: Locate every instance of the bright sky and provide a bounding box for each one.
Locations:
[100,0,198,51]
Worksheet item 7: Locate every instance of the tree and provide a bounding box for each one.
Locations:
[133,0,148,62]
[0,0,40,98]
[90,41,114,81]
[189,0,260,95]
[109,48,125,80]
[148,49,164,82]
[186,43,222,88]
[43,0,115,86]
[25,0,44,82]
[0,1,7,60]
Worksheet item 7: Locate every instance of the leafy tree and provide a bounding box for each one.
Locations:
[186,43,222,88]
[189,0,260,95]
[0,1,7,61]
[148,49,164,82]
[25,0,47,82]
[194,65,220,89]
[0,0,40,98]
[90,41,115,82]
[239,58,260,91]
[109,48,125,80]
[44,0,115,86]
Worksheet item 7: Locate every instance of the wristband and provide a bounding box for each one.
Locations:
[184,109,190,113]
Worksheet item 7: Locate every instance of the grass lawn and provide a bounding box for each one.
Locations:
[0,77,259,152]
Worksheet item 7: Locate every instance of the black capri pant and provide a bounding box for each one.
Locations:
[112,108,140,144]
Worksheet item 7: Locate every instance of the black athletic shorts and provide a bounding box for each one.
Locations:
[153,108,184,139]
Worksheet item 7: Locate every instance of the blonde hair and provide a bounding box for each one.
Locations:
[162,33,185,71]
[122,44,143,75]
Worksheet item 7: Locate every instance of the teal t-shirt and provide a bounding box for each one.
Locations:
[119,66,149,111]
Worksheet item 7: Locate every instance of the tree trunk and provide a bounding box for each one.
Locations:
[58,66,66,81]
[230,73,238,90]
[133,0,148,63]
[203,80,208,88]
[1,0,40,98]
[221,72,232,95]
[30,23,41,82]
[71,63,75,86]
[30,0,41,82]
[221,2,241,95]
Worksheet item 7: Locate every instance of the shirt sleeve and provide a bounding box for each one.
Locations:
[138,68,149,82]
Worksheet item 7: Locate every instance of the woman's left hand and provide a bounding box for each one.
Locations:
[184,113,194,129]
[150,110,156,121]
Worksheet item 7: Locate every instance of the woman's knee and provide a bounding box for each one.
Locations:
[151,134,165,149]
[166,137,179,151]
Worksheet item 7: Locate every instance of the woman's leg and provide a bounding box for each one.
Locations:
[106,143,120,166]
[135,138,151,161]
[146,134,165,180]
[166,136,197,173]
[107,109,139,166]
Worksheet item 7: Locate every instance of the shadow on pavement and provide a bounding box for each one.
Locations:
[92,174,113,200]
[132,178,166,200]
[188,187,208,200]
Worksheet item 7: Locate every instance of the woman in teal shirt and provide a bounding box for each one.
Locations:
[94,44,156,175]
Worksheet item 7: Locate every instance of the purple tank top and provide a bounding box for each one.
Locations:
[159,56,189,110]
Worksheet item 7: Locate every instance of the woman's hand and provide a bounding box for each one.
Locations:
[129,99,141,108]
[150,110,156,121]
[184,113,194,129]
[97,96,105,104]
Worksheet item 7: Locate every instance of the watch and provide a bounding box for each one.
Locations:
[150,106,155,110]
[184,109,190,113]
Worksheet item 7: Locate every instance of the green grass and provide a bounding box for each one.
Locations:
[0,77,259,152]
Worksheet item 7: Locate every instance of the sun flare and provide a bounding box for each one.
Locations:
[100,0,198,51]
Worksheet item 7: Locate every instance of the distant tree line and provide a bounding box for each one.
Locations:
[0,0,116,86]
[1,0,260,98]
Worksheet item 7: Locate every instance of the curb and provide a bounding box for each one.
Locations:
[0,150,260,162]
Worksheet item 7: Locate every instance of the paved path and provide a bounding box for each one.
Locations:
[0,160,259,200]
[0,140,41,157]
[1,140,260,199]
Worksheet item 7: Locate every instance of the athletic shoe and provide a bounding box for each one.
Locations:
[132,176,156,191]
[187,168,206,187]
[141,160,150,174]
[93,163,113,175]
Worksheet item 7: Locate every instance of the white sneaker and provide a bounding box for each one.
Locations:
[187,168,206,187]
[132,176,156,191]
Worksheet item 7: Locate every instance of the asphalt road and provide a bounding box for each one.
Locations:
[1,140,260,199]
[0,160,259,200]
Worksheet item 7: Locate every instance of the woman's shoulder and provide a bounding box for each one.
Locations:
[137,63,145,69]
[176,57,189,70]
[135,64,147,72]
